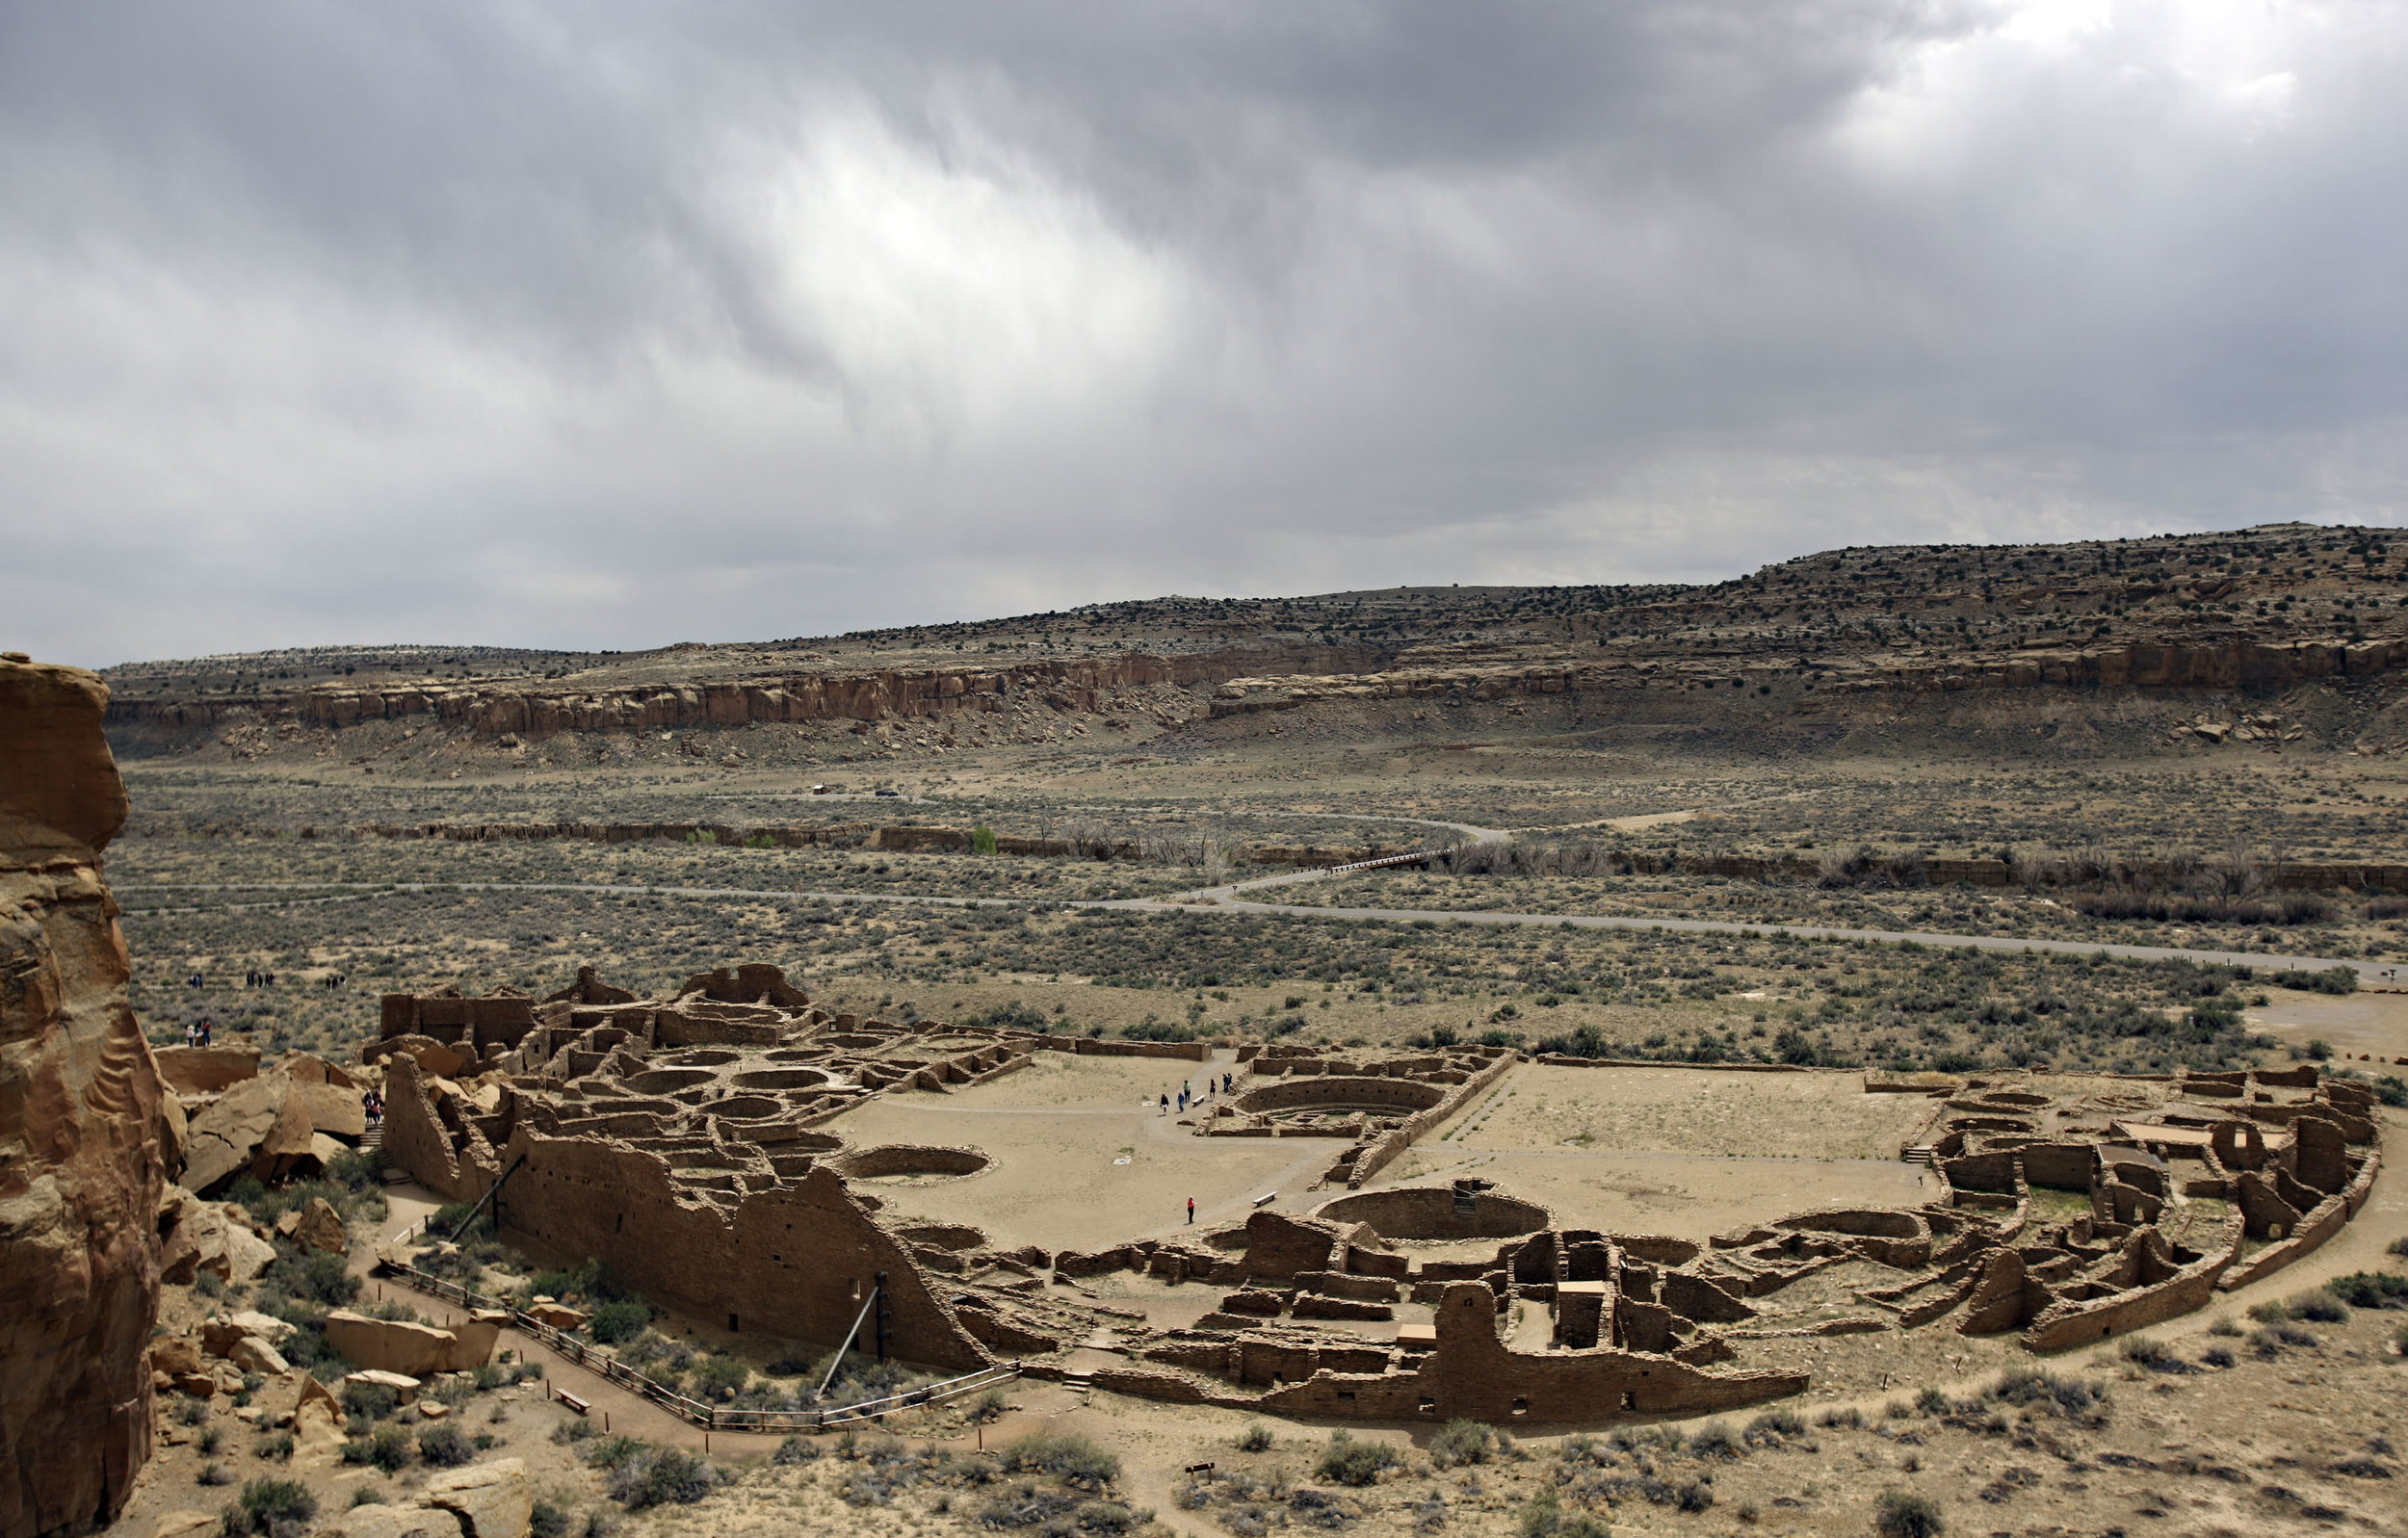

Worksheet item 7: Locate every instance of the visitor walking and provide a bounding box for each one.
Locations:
[1186,1196,1195,1224]
[1159,1093,1168,1115]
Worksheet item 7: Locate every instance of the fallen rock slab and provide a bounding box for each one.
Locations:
[321,1506,459,1538]
[324,1312,497,1377]
[158,1187,275,1285]
[180,1074,316,1195]
[151,1046,261,1097]
[420,1458,532,1538]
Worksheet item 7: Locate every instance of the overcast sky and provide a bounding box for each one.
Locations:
[6,2,2404,665]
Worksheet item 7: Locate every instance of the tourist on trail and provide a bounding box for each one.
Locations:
[1159,1093,1168,1115]
[1187,1196,1195,1224]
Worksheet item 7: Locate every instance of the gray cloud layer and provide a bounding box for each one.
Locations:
[5,1,2404,664]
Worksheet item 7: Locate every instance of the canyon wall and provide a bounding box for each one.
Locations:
[1209,636,2408,716]
[0,660,168,1538]
[104,645,1392,738]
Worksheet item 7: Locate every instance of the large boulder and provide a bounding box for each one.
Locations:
[279,1197,349,1256]
[149,1047,260,1097]
[179,1075,317,1194]
[321,1312,498,1376]
[420,1459,532,1538]
[322,1508,458,1538]
[0,659,167,1538]
[156,1188,275,1285]
[281,1054,366,1141]
[198,1312,294,1359]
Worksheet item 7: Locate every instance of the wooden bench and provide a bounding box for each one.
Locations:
[1252,1190,1278,1208]
[557,1392,591,1417]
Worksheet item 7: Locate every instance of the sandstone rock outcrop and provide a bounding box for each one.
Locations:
[0,659,167,1538]
[156,1186,275,1284]
[321,1311,499,1376]
[418,1459,533,1538]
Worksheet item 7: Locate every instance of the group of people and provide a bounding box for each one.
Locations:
[363,1089,384,1126]
[1158,1072,1236,1116]
[181,1018,216,1048]
[243,970,278,988]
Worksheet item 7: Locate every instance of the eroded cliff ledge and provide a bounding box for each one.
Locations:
[1,659,169,1538]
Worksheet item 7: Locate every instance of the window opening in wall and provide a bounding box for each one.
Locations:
[729,1313,740,1333]
[1510,1398,1530,1417]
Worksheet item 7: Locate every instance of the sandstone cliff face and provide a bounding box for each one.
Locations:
[0,660,167,1538]
[104,644,1392,738]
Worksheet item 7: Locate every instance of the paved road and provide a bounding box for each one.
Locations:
[115,874,2386,981]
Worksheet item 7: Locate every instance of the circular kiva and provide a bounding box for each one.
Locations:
[731,1067,834,1090]
[1313,1186,1552,1240]
[895,1223,987,1251]
[659,1049,743,1067]
[1234,1076,1449,1118]
[824,1143,992,1182]
[698,1095,787,1121]
[622,1067,718,1095]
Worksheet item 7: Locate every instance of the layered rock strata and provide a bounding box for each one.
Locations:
[0,660,168,1538]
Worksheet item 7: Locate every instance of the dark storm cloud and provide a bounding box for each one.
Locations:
[3,1,2403,664]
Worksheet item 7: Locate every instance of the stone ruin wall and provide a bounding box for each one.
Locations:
[366,963,2387,1428]
[497,1134,989,1372]
[0,661,170,1538]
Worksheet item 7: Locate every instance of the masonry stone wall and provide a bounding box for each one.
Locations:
[500,1134,989,1371]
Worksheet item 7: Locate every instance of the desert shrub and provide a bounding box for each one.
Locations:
[1235,1422,1274,1453]
[2327,1271,2408,1310]
[340,1380,399,1423]
[197,1464,233,1489]
[2290,1290,2349,1324]
[265,1250,359,1311]
[1675,1479,1714,1512]
[1817,1406,1864,1429]
[1687,1421,1739,1459]
[1914,1386,1950,1415]
[253,1433,295,1463]
[772,1434,822,1465]
[1745,1408,1804,1445]
[999,1430,1118,1489]
[1316,1430,1400,1487]
[606,1446,719,1508]
[2201,1344,2236,1369]
[2294,966,2358,996]
[418,1424,474,1468]
[341,1421,415,1473]
[581,1435,652,1472]
[1427,1419,1495,1468]
[223,1478,315,1538]
[1874,1489,1945,1538]
[2118,1337,2189,1373]
[690,1355,748,1402]
[587,1301,651,1345]
[529,1500,570,1538]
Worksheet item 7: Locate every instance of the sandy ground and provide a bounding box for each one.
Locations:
[2246,986,2408,1065]
[1452,1063,1937,1160]
[833,1051,1328,1252]
[1353,1063,1935,1240]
